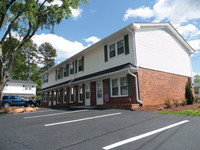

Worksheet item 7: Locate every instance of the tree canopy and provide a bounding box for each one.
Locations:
[0,0,88,101]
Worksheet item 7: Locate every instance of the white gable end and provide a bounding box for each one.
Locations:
[135,27,192,77]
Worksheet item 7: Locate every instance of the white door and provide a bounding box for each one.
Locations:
[85,84,90,106]
[96,81,103,105]
[53,91,56,105]
[48,93,51,106]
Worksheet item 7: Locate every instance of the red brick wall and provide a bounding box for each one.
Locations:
[138,67,189,105]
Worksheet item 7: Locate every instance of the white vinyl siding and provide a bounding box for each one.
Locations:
[136,28,192,77]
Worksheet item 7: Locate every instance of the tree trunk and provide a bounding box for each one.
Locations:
[0,78,7,103]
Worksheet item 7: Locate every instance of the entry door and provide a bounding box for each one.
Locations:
[96,81,103,105]
[53,91,56,105]
[48,92,51,106]
[85,84,91,106]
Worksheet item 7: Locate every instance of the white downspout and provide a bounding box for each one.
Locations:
[128,70,143,106]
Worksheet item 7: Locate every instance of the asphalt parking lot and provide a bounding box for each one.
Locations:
[0,108,200,150]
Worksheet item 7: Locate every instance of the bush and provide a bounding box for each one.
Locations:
[194,97,198,103]
[185,82,194,105]
[180,98,187,106]
[164,98,172,108]
[172,99,179,107]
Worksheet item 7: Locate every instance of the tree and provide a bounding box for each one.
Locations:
[38,42,57,71]
[185,82,194,104]
[194,75,200,83]
[0,0,88,102]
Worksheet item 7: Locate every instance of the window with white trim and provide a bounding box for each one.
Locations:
[70,63,74,75]
[117,40,124,55]
[63,88,67,103]
[78,59,83,72]
[109,43,115,58]
[111,76,128,96]
[43,92,48,102]
[195,88,199,95]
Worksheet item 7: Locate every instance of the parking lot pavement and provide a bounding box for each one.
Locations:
[0,108,200,150]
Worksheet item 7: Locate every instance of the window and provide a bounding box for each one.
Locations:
[25,85,28,90]
[59,67,63,79]
[109,44,115,58]
[117,40,124,55]
[79,59,83,72]
[111,76,128,96]
[55,70,58,80]
[70,63,74,75]
[112,79,118,96]
[64,66,67,77]
[79,85,83,102]
[43,93,47,102]
[43,74,48,84]
[63,88,67,103]
[120,77,128,95]
[195,88,199,95]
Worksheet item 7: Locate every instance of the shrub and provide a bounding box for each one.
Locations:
[185,82,194,105]
[164,98,172,108]
[180,98,187,106]
[194,97,198,103]
[172,99,179,107]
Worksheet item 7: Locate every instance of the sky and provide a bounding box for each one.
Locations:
[32,0,200,76]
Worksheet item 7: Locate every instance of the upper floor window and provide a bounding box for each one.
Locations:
[70,63,74,75]
[58,67,63,79]
[43,74,48,84]
[109,44,115,58]
[117,40,124,55]
[79,59,83,72]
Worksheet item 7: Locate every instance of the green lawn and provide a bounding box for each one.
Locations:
[159,109,200,116]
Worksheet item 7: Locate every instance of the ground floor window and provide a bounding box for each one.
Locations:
[195,88,199,95]
[63,88,67,103]
[111,76,128,96]
[43,92,48,102]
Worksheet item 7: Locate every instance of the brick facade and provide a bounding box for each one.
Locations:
[138,67,189,105]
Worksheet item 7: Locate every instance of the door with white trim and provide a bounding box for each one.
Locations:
[48,92,52,106]
[85,84,91,106]
[96,81,103,105]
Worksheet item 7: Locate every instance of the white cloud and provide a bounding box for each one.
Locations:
[123,7,154,21]
[71,7,83,20]
[32,34,85,59]
[176,24,198,38]
[188,40,200,50]
[123,0,200,24]
[84,36,100,44]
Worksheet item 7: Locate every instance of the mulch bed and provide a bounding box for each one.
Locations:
[135,102,200,112]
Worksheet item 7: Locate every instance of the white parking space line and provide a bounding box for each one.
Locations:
[24,109,88,119]
[45,112,122,127]
[15,109,56,115]
[103,120,190,150]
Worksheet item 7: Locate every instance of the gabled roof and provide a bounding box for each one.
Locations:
[7,80,37,86]
[40,22,195,76]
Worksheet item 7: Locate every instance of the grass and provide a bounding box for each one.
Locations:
[159,109,200,116]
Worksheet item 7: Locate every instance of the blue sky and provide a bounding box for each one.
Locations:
[32,0,200,76]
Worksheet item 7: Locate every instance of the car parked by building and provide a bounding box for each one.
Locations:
[1,96,33,108]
